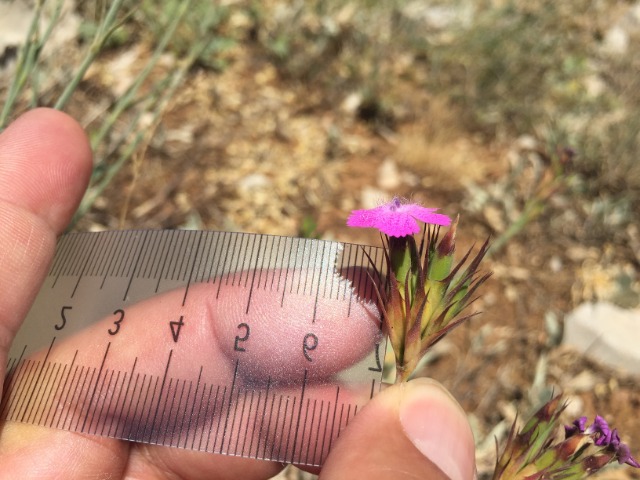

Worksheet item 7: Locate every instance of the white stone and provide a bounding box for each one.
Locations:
[563,302,640,375]
[377,158,402,190]
[601,25,629,56]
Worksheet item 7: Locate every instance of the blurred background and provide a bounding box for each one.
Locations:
[1,0,639,478]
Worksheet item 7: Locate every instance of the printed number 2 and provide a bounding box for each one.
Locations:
[234,323,250,351]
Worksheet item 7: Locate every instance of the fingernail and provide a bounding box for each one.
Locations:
[399,378,475,480]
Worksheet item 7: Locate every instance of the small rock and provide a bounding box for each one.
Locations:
[377,158,402,190]
[601,25,629,56]
[563,302,640,375]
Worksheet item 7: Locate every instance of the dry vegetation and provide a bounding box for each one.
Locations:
[1,0,639,478]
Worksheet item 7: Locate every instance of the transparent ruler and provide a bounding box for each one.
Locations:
[0,230,386,467]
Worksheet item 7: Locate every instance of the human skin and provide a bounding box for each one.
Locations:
[0,108,476,480]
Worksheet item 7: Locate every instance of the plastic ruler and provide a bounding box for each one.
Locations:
[0,230,386,467]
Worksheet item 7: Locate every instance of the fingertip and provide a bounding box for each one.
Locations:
[399,378,476,480]
[0,108,92,233]
[321,378,476,480]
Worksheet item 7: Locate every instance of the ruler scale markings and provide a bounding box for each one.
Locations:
[282,396,297,461]
[136,375,159,442]
[113,357,137,437]
[87,368,112,434]
[204,385,220,452]
[310,242,327,323]
[88,231,108,277]
[183,366,203,448]
[22,359,52,423]
[32,361,59,425]
[73,366,97,432]
[105,232,126,278]
[156,377,177,445]
[143,230,161,279]
[255,377,271,458]
[264,236,277,290]
[50,234,72,282]
[302,398,314,465]
[152,377,173,444]
[122,232,145,278]
[50,351,78,428]
[100,233,121,288]
[169,231,187,281]
[130,374,154,441]
[326,387,341,455]
[243,234,259,287]
[289,368,308,461]
[239,389,254,456]
[219,359,240,454]
[179,231,198,281]
[226,387,242,453]
[94,369,116,435]
[246,390,262,457]
[192,380,208,450]
[146,349,173,443]
[269,395,284,460]
[262,392,277,460]
[112,232,134,277]
[216,232,233,296]
[280,239,295,306]
[245,234,263,313]
[42,362,67,427]
[193,231,212,284]
[70,234,98,296]
[118,370,141,438]
[122,231,150,301]
[104,370,125,436]
[125,373,148,440]
[60,365,87,430]
[154,232,175,292]
[182,231,204,306]
[225,233,239,286]
[18,337,56,422]
[79,342,111,432]
[132,230,154,280]
[310,400,322,465]
[210,385,226,451]
[176,380,193,448]
[165,380,187,447]
[318,400,332,465]
[5,359,36,421]
[255,236,270,291]
[336,404,345,442]
[207,231,224,285]
[54,363,80,429]
[275,396,291,461]
[168,379,186,447]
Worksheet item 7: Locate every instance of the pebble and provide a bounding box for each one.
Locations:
[563,302,640,376]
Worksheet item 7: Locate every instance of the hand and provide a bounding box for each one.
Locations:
[0,108,476,480]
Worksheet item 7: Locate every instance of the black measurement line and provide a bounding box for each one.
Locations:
[18,337,56,422]
[160,378,179,446]
[30,361,57,424]
[147,350,173,441]
[36,362,62,425]
[239,390,254,456]
[124,373,147,440]
[212,386,227,452]
[113,357,137,437]
[134,375,158,442]
[269,395,284,460]
[182,232,204,306]
[255,376,271,458]
[290,369,308,461]
[51,350,78,428]
[55,363,80,429]
[245,235,263,313]
[192,380,209,450]
[7,359,37,421]
[174,379,192,447]
[23,363,51,423]
[302,398,314,465]
[204,385,226,452]
[276,396,291,461]
[282,396,297,461]
[80,342,111,432]
[94,369,116,435]
[167,379,186,446]
[247,390,262,458]
[312,400,325,465]
[122,231,149,301]
[43,362,67,427]
[183,366,203,448]
[326,387,341,455]
[154,231,175,293]
[73,365,97,432]
[226,387,242,453]
[219,359,239,454]
[86,367,112,433]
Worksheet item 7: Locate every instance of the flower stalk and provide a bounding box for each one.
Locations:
[347,197,490,382]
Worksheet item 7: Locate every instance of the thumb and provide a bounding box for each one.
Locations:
[320,378,476,480]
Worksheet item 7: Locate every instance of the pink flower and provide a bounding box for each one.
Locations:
[347,197,451,237]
